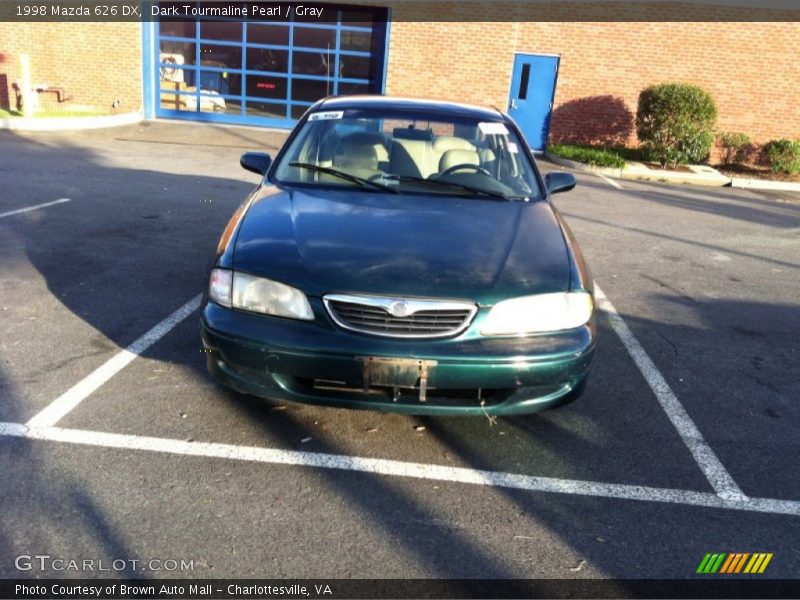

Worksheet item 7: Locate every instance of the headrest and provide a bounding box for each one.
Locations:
[333,143,378,170]
[432,136,476,153]
[439,149,480,172]
[393,127,434,141]
[480,148,497,162]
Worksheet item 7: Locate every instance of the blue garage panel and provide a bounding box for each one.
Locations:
[151,3,390,128]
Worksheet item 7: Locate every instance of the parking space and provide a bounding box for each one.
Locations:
[56,311,711,490]
[545,169,800,501]
[1,123,799,579]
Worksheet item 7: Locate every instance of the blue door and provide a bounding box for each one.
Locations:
[507,54,560,152]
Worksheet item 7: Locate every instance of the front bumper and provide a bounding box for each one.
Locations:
[200,301,595,416]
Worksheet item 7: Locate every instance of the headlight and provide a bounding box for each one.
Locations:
[208,268,314,321]
[481,292,593,336]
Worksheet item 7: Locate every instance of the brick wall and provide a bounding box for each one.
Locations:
[0,22,141,114]
[385,3,800,152]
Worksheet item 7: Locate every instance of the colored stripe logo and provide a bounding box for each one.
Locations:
[697,553,773,574]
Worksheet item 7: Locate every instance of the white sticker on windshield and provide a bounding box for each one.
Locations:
[478,122,509,135]
[308,111,344,121]
[507,142,519,153]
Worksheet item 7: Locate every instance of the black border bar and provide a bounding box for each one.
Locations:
[3,579,800,599]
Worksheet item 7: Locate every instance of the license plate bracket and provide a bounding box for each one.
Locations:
[358,357,437,402]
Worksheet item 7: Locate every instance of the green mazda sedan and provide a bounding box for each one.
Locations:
[201,96,595,416]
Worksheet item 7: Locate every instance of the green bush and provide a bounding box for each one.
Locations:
[548,144,626,169]
[635,83,717,167]
[718,131,751,164]
[764,139,800,174]
[611,145,647,162]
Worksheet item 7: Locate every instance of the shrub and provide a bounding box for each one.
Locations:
[764,139,800,174]
[635,83,717,167]
[607,145,647,162]
[548,144,626,169]
[718,131,752,164]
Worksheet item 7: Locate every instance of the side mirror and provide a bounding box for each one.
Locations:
[545,172,577,195]
[240,152,271,176]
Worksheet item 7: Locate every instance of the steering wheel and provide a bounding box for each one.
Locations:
[439,163,491,177]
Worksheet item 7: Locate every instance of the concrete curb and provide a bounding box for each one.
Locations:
[546,150,800,191]
[544,151,731,187]
[621,164,731,187]
[0,111,142,131]
[729,177,800,192]
[543,153,622,178]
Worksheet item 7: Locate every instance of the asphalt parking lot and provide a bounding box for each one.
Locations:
[1,121,799,581]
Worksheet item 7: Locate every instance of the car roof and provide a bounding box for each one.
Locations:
[315,95,506,122]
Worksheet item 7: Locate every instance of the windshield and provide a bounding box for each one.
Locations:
[272,108,542,200]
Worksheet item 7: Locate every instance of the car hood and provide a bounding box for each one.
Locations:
[232,186,570,304]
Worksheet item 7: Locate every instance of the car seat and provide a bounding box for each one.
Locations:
[439,149,481,174]
[333,132,389,171]
[388,127,436,178]
[431,136,477,172]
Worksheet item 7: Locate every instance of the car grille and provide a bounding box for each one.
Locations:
[323,294,477,339]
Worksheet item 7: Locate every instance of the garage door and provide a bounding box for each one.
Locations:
[152,3,389,127]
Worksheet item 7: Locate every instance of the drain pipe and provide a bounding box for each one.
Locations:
[19,54,33,117]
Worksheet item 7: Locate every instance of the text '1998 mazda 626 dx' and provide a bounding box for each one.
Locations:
[201,95,595,416]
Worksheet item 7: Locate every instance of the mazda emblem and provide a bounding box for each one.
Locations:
[387,301,410,317]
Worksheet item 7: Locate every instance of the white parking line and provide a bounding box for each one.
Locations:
[0,198,71,219]
[594,284,747,501]
[25,294,202,428]
[0,424,796,516]
[596,174,623,189]
[5,282,761,513]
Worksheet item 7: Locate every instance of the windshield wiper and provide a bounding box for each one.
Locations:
[386,175,512,200]
[288,162,399,194]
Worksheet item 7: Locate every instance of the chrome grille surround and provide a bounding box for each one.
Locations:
[323,294,478,339]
